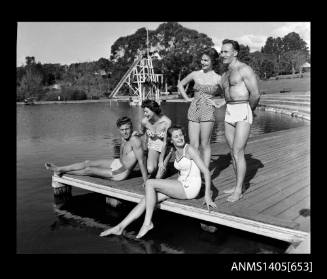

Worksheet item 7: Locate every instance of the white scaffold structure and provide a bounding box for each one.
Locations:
[108,29,167,106]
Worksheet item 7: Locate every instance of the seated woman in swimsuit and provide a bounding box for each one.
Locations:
[100,125,217,239]
[135,99,172,178]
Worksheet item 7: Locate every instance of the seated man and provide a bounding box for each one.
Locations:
[45,116,148,183]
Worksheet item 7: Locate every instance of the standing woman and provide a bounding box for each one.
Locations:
[136,99,172,178]
[100,125,217,239]
[177,48,222,169]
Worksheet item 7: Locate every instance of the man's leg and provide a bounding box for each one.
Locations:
[45,159,113,175]
[223,122,237,194]
[227,121,251,202]
[64,166,114,178]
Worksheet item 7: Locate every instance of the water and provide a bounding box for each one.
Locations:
[17,102,308,253]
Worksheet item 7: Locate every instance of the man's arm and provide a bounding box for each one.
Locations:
[240,66,260,110]
[131,136,148,183]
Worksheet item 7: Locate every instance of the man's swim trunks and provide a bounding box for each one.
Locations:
[187,83,218,123]
[225,101,253,126]
[110,158,127,175]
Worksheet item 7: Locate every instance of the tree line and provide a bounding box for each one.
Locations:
[16,22,310,102]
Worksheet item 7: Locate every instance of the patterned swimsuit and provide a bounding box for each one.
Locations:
[146,129,165,153]
[187,83,218,122]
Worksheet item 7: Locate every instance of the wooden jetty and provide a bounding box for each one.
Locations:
[52,125,310,252]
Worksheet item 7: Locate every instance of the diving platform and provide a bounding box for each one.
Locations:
[51,125,310,253]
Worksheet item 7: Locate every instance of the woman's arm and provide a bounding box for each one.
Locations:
[187,145,217,212]
[133,118,147,136]
[177,72,194,102]
[158,118,172,167]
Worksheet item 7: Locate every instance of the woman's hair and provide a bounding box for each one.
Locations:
[141,99,161,115]
[201,47,220,68]
[167,125,186,149]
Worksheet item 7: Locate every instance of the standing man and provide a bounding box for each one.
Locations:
[219,39,260,202]
[45,116,148,184]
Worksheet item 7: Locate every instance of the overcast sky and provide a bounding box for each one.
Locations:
[17,22,310,66]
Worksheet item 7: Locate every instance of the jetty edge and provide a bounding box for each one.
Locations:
[51,125,310,253]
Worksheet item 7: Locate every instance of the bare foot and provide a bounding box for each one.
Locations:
[136,222,154,239]
[223,187,236,194]
[99,225,124,237]
[226,191,243,202]
[45,162,61,176]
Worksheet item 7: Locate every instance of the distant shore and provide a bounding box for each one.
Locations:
[16,96,226,105]
[16,94,186,105]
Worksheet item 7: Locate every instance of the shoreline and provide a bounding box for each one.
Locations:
[17,93,310,122]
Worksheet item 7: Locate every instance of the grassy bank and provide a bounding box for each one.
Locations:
[258,74,310,94]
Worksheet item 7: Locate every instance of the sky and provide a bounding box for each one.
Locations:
[17,22,310,66]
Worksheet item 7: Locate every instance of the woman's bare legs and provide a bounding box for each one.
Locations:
[200,121,215,169]
[136,178,187,238]
[100,192,169,237]
[147,149,160,177]
[188,121,200,151]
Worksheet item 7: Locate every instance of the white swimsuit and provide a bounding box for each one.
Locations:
[225,102,253,126]
[174,144,202,199]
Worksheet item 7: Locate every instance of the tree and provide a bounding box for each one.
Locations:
[281,50,308,74]
[282,32,308,53]
[108,22,215,91]
[17,56,44,100]
[261,32,309,75]
[238,44,251,64]
[261,59,275,79]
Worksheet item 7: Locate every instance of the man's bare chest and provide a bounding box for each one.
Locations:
[121,142,133,155]
[222,70,243,88]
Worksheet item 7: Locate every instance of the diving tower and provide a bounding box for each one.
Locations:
[108,29,166,106]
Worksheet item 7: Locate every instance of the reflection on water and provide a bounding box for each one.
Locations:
[17,102,308,253]
[52,192,287,254]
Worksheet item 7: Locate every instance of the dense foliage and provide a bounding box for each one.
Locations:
[16,23,310,101]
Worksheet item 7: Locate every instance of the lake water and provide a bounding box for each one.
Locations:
[17,102,309,253]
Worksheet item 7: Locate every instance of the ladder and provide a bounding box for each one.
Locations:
[108,55,143,99]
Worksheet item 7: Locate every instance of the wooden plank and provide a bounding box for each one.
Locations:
[215,153,309,187]
[276,196,310,221]
[219,166,309,210]
[216,163,309,205]
[293,215,310,233]
[52,174,308,243]
[260,186,310,216]
[210,151,309,190]
[247,184,308,213]
[49,126,310,243]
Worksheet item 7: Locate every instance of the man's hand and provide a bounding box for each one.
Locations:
[207,98,225,109]
[132,130,141,137]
